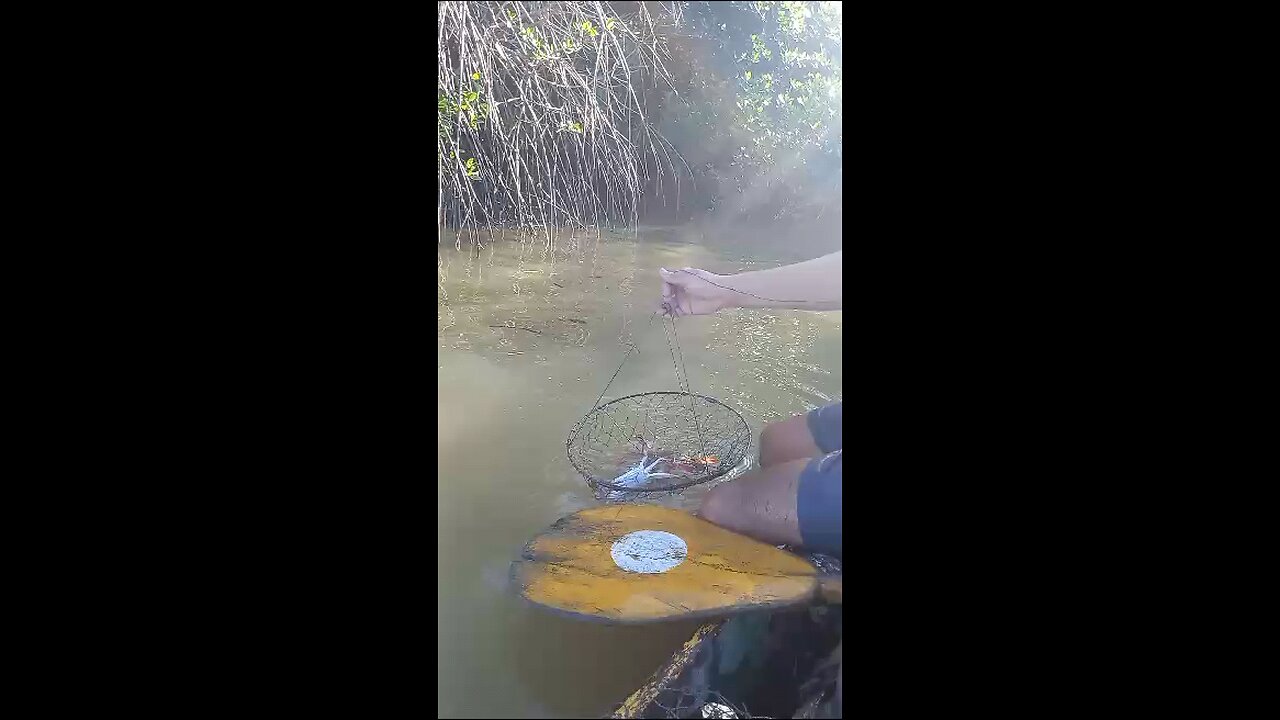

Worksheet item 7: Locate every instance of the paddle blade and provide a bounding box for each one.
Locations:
[512,504,820,624]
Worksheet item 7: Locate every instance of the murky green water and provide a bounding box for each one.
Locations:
[437,226,841,718]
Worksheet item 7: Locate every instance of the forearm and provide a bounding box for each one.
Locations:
[721,252,842,310]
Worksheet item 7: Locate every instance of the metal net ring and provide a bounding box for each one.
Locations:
[566,391,752,493]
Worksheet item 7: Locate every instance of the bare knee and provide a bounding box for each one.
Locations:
[759,422,779,465]
[759,420,789,467]
[697,466,805,548]
[699,484,737,527]
[760,415,819,467]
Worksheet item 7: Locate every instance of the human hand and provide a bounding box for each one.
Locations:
[659,267,737,317]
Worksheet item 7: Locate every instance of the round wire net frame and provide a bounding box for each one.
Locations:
[567,391,752,493]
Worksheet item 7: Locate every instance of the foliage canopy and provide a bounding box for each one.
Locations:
[437,1,842,240]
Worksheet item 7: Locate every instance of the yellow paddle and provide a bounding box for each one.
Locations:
[511,504,842,624]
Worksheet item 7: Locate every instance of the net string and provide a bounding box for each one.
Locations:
[589,303,690,413]
[661,315,711,462]
[583,307,694,461]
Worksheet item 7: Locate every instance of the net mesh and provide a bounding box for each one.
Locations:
[608,598,843,718]
[567,391,751,493]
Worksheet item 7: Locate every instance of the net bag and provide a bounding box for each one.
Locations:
[567,390,751,493]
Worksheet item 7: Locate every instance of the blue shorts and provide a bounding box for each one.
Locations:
[798,402,842,557]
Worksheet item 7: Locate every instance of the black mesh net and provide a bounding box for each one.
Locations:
[567,391,751,493]
[608,598,843,718]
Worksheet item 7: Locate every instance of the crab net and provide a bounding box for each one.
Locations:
[567,391,751,494]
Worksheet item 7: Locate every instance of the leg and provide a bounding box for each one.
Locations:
[700,449,842,556]
[759,402,842,468]
[699,459,808,546]
[759,414,821,468]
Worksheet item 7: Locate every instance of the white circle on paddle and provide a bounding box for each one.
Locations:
[611,530,688,573]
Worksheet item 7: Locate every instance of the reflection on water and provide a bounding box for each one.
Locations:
[437,227,841,718]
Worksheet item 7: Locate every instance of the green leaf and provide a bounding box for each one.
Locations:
[606,18,617,30]
[744,70,752,80]
[472,72,481,80]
